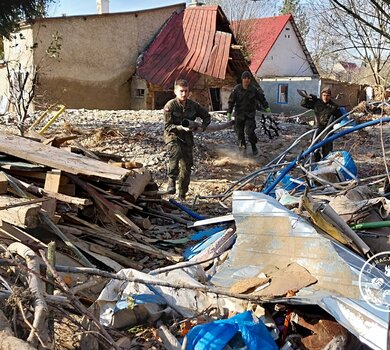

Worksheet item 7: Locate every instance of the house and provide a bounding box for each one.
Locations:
[238,14,320,114]
[332,61,360,83]
[135,4,249,110]
[0,3,186,110]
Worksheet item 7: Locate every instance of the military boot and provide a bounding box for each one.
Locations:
[166,178,176,194]
[251,143,258,156]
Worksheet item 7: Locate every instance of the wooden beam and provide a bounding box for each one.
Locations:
[6,174,92,206]
[0,172,8,194]
[67,174,143,234]
[0,132,130,182]
[0,221,47,248]
[63,214,182,262]
[0,196,41,228]
[44,170,62,193]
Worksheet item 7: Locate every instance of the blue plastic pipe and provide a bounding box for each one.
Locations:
[263,117,390,194]
[169,198,205,220]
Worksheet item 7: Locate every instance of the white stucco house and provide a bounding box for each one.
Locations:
[240,15,320,114]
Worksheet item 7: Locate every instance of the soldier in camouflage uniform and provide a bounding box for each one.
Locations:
[163,79,211,200]
[227,71,271,155]
[301,86,342,162]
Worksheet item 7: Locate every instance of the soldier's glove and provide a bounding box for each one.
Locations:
[227,112,232,121]
[265,107,272,113]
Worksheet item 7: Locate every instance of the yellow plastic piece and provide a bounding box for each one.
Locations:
[29,104,66,135]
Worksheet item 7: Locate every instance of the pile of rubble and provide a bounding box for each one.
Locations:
[0,105,390,349]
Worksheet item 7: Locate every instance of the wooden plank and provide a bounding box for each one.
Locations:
[0,221,47,248]
[0,132,130,182]
[0,196,41,228]
[0,160,46,171]
[68,174,142,234]
[0,172,8,194]
[44,170,62,193]
[6,170,69,184]
[63,214,182,262]
[9,175,91,206]
[62,231,124,272]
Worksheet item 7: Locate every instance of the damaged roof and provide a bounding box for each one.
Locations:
[136,5,247,89]
[236,14,318,75]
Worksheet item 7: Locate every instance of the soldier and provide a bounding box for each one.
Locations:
[227,71,271,155]
[163,79,211,200]
[301,86,342,162]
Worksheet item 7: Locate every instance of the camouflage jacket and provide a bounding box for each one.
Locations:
[163,98,211,145]
[227,83,269,118]
[301,96,342,129]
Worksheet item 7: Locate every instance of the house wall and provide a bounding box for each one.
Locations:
[143,72,238,111]
[320,79,363,110]
[260,77,320,115]
[4,5,185,110]
[256,21,314,78]
[0,63,8,103]
[260,77,363,115]
[1,26,36,112]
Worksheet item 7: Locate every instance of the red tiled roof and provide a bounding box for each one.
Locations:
[136,5,234,89]
[234,15,291,73]
[339,61,359,71]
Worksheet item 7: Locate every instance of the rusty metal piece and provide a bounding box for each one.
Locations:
[292,313,349,350]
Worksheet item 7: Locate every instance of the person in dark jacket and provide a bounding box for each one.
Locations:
[163,79,211,200]
[301,86,342,162]
[227,71,271,155]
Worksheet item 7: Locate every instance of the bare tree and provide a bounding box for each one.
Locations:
[306,0,390,85]
[279,0,310,40]
[330,0,390,41]
[3,30,62,136]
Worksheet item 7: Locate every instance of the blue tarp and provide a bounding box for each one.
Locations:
[185,311,278,350]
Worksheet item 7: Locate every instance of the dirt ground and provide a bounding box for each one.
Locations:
[1,109,389,207]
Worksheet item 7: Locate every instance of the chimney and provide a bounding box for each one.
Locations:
[97,0,109,14]
[188,0,205,7]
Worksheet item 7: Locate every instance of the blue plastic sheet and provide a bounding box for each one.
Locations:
[183,229,226,260]
[185,311,278,350]
[189,226,226,241]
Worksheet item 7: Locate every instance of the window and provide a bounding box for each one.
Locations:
[135,88,145,98]
[277,84,288,104]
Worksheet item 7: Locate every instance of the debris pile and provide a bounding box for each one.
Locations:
[0,103,390,349]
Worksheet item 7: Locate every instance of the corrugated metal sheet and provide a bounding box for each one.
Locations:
[136,6,237,89]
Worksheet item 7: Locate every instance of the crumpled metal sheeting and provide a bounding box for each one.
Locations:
[211,191,364,299]
[319,296,388,350]
[210,191,388,350]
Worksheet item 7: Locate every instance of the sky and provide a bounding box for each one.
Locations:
[48,0,188,17]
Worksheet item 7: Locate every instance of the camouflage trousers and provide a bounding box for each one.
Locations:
[234,116,257,147]
[313,126,333,162]
[166,141,193,196]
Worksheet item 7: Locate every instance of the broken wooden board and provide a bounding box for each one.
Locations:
[0,221,47,248]
[0,196,41,228]
[0,159,47,171]
[0,172,8,194]
[0,133,130,182]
